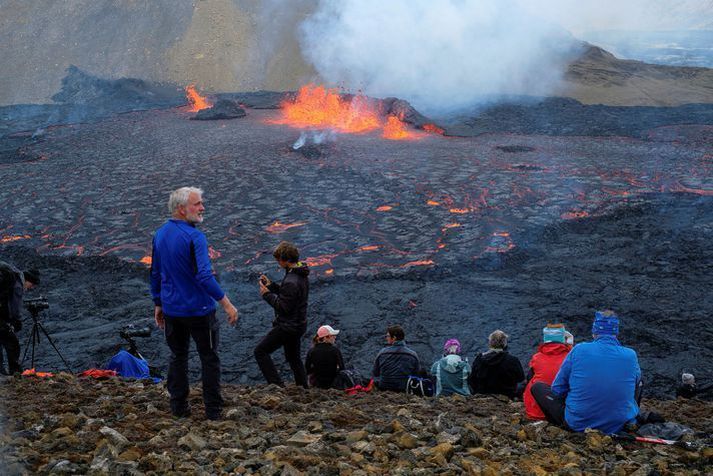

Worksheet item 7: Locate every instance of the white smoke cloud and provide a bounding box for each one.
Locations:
[297,0,712,113]
[298,0,580,113]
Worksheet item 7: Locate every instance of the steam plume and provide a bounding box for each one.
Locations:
[299,0,579,114]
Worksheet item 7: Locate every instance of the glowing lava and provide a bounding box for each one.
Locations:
[376,205,393,212]
[265,220,307,233]
[0,234,31,243]
[422,124,445,135]
[273,84,380,133]
[383,115,421,140]
[185,85,212,112]
[561,210,591,220]
[401,259,435,268]
[272,84,427,140]
[139,256,152,266]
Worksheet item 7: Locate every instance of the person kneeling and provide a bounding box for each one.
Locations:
[531,310,641,433]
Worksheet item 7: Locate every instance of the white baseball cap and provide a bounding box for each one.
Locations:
[317,325,340,338]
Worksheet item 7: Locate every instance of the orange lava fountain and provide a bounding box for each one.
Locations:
[185,85,212,112]
[274,84,380,133]
[273,84,427,140]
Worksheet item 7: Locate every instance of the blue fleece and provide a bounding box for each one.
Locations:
[150,219,224,317]
[552,335,640,434]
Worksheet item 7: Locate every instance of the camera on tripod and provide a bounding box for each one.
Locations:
[23,296,49,314]
[119,324,152,359]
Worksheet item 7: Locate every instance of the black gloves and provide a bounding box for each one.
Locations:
[11,320,21,332]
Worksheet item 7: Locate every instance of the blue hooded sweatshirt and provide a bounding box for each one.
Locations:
[150,219,224,317]
[552,335,641,434]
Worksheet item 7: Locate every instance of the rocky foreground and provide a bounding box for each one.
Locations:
[0,376,711,475]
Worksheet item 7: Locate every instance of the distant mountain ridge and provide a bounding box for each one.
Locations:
[1,0,711,107]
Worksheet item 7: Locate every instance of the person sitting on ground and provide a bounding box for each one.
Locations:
[372,325,420,392]
[305,325,344,389]
[523,324,572,420]
[531,310,641,433]
[430,338,471,397]
[468,330,525,399]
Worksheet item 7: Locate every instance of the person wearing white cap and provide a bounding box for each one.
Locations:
[305,325,345,388]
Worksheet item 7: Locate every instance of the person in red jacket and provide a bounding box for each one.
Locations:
[524,324,572,420]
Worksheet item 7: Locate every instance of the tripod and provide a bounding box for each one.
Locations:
[21,308,73,373]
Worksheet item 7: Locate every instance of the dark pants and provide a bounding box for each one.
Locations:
[0,323,21,374]
[254,326,307,388]
[165,312,222,417]
[531,382,569,429]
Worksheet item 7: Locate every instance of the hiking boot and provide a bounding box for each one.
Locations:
[171,407,191,419]
[206,410,222,421]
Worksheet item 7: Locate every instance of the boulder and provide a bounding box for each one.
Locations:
[191,99,246,120]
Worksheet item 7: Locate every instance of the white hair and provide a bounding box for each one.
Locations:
[168,187,203,215]
[488,330,508,349]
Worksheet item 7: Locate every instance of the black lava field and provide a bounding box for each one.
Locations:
[1,85,712,398]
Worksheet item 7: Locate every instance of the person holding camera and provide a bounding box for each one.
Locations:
[0,261,40,375]
[256,241,310,388]
[150,187,238,421]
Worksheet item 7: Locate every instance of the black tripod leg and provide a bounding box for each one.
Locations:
[22,325,34,364]
[31,324,40,369]
[36,322,73,373]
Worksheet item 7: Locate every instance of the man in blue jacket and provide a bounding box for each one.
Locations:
[531,310,641,434]
[150,187,238,420]
[372,325,421,392]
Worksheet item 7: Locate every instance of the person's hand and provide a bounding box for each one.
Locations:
[259,274,271,287]
[154,306,165,330]
[11,320,21,332]
[224,303,238,326]
[259,281,269,296]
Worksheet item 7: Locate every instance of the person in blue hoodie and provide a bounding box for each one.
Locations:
[431,338,471,397]
[531,310,641,434]
[150,187,238,420]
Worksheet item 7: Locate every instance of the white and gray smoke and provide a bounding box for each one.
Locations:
[296,0,712,113]
[298,0,578,113]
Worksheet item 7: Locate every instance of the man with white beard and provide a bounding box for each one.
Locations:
[150,186,238,420]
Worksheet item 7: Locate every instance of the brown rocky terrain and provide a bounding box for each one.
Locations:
[0,375,711,475]
[563,45,713,106]
[1,1,711,107]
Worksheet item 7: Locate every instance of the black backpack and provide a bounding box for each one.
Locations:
[0,261,23,322]
[406,375,435,397]
[332,368,364,390]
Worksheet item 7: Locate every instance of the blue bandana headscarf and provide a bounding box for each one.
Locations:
[592,311,619,336]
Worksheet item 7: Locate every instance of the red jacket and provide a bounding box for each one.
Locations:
[524,343,571,420]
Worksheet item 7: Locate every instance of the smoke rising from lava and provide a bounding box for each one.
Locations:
[298,0,579,114]
[296,0,712,114]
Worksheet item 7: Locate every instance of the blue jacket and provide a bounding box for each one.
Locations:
[150,219,224,317]
[372,341,420,392]
[431,355,471,396]
[552,335,641,434]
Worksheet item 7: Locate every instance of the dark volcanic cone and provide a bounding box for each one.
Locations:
[191,99,246,120]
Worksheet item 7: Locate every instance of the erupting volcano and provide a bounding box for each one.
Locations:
[271,84,422,140]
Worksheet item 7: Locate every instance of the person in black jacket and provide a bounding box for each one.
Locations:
[372,325,421,392]
[0,262,40,375]
[469,329,525,399]
[256,241,310,388]
[305,325,344,388]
